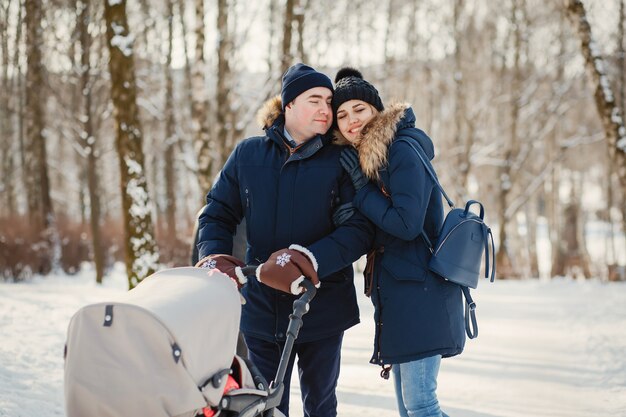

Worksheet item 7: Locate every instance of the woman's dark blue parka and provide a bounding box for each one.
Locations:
[197,96,375,344]
[337,103,466,365]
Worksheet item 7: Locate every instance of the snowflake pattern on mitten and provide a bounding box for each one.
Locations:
[200,259,217,269]
[276,252,291,267]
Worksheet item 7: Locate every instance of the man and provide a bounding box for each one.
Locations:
[196,63,373,417]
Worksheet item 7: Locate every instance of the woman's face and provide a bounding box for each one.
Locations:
[336,100,378,144]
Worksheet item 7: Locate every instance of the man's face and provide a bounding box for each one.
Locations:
[284,87,333,143]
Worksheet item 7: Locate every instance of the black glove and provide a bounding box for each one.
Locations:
[332,202,356,227]
[340,148,368,191]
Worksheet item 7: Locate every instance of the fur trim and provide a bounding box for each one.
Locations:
[255,264,263,283]
[234,266,248,286]
[256,95,283,129]
[290,276,305,295]
[289,244,319,272]
[354,102,410,180]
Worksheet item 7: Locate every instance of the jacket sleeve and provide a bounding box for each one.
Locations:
[353,140,432,241]
[197,146,244,260]
[307,167,375,279]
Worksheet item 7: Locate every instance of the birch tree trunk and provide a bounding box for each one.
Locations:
[104,0,159,289]
[565,0,626,199]
[192,0,213,197]
[24,0,59,274]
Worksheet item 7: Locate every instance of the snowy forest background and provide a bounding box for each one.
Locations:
[1,0,625,288]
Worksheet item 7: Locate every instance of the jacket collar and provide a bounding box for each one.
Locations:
[256,95,330,158]
[333,102,413,180]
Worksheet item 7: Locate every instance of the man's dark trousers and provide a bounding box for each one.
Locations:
[244,332,344,417]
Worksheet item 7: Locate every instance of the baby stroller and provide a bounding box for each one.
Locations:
[64,266,317,417]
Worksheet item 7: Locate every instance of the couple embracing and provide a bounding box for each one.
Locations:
[196,63,465,417]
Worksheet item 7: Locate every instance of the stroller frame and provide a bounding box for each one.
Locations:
[212,266,318,417]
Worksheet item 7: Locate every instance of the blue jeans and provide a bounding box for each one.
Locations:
[392,355,449,417]
[244,333,343,417]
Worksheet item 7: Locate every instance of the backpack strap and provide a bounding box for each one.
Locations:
[395,137,455,209]
[486,227,496,282]
[461,286,478,339]
[395,137,454,251]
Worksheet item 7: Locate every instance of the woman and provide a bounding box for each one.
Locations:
[332,68,465,417]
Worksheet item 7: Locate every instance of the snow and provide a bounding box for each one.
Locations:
[1,265,625,417]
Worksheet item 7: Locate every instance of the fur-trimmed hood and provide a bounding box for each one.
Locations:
[334,103,434,180]
[256,95,283,130]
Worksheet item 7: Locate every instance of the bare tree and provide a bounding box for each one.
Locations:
[216,0,232,164]
[192,0,213,197]
[294,0,308,63]
[565,0,626,199]
[452,0,472,201]
[24,0,60,274]
[76,0,105,283]
[496,0,526,278]
[104,0,159,289]
[0,0,16,216]
[281,0,296,74]
[164,0,178,241]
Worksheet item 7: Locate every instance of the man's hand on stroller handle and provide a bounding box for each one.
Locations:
[195,254,247,289]
[255,245,320,295]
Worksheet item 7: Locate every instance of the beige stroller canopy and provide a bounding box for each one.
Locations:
[64,267,242,417]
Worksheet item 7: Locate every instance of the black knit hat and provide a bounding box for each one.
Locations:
[281,63,334,110]
[332,67,384,114]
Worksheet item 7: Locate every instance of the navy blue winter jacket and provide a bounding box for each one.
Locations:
[336,103,466,365]
[197,96,375,343]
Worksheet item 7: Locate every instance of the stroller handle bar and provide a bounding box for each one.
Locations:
[235,264,317,415]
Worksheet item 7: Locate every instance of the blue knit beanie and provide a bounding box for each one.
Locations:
[281,63,333,110]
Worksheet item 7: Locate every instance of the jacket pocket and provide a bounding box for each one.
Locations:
[380,253,426,282]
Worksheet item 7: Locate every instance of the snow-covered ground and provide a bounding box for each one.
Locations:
[1,264,625,417]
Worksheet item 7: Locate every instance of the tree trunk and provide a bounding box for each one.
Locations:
[0,0,16,216]
[452,0,471,201]
[164,0,178,241]
[565,0,626,200]
[526,197,540,278]
[15,0,25,193]
[192,0,213,198]
[216,0,232,164]
[619,0,626,247]
[619,0,625,114]
[549,9,567,278]
[77,0,105,284]
[104,0,159,289]
[561,176,592,278]
[496,0,524,279]
[267,0,277,75]
[294,0,308,64]
[24,0,58,274]
[281,0,295,75]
